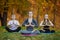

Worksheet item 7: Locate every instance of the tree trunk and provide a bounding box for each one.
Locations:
[0,14,1,20]
[37,7,40,26]
[1,7,8,26]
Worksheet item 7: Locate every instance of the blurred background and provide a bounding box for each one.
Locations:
[0,0,60,40]
[0,0,60,31]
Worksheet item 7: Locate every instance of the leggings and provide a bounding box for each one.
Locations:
[5,27,21,32]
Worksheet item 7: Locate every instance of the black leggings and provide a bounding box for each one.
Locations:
[5,27,21,32]
[40,26,50,33]
[26,26,33,31]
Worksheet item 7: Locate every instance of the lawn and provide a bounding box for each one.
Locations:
[0,26,60,40]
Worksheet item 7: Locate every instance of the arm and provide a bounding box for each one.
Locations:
[39,21,45,26]
[25,24,29,27]
[25,23,35,27]
[33,19,38,27]
[7,21,10,26]
[49,20,54,26]
[7,21,12,28]
[22,19,28,26]
[16,21,21,27]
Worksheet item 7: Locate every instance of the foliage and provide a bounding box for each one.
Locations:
[7,0,31,16]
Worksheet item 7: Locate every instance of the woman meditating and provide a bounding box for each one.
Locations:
[5,14,21,32]
[39,14,54,33]
[21,11,40,36]
[22,11,38,31]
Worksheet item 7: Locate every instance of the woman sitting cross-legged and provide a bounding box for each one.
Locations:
[20,11,40,35]
[39,14,55,33]
[5,14,21,32]
[22,11,38,31]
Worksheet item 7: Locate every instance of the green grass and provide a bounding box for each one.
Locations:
[0,26,60,40]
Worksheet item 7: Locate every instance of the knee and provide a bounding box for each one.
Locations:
[18,27,21,30]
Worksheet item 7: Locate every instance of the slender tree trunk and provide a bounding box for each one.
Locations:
[53,0,56,27]
[0,14,1,20]
[1,0,8,26]
[37,7,40,26]
[1,12,7,26]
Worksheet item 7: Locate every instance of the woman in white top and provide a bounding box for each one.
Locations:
[5,14,21,32]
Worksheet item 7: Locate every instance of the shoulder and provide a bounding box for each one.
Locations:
[33,19,37,21]
[14,20,18,21]
[14,20,19,22]
[24,19,28,21]
[8,20,12,22]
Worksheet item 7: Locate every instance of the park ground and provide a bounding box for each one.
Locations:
[0,26,60,40]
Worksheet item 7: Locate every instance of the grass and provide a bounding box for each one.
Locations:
[0,26,60,40]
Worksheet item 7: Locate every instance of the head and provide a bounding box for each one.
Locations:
[11,14,16,20]
[28,11,33,18]
[44,14,48,19]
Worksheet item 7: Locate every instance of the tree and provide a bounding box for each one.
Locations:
[17,0,31,16]
[1,0,8,26]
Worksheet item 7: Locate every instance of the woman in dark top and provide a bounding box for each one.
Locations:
[22,11,38,31]
[39,14,54,33]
